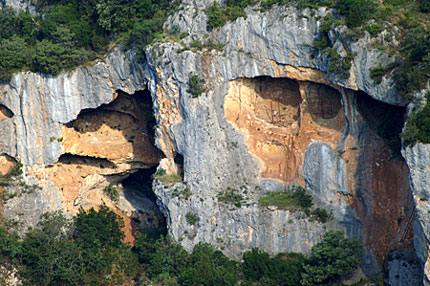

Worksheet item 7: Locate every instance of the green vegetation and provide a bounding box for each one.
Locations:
[242,248,304,285]
[259,186,332,223]
[369,65,386,84]
[206,0,255,30]
[17,205,139,285]
[152,168,183,185]
[185,212,200,225]
[301,230,362,285]
[0,161,22,187]
[0,210,362,286]
[217,187,244,208]
[187,74,206,98]
[0,0,178,81]
[259,186,312,212]
[402,92,430,146]
[103,184,119,203]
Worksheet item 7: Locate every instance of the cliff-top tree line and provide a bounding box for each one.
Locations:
[0,0,178,81]
[0,205,362,285]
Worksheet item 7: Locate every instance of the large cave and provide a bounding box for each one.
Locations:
[224,76,416,274]
[46,88,168,241]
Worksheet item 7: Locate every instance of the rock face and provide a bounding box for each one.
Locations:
[0,0,426,284]
[404,143,430,285]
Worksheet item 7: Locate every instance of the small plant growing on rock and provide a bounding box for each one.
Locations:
[103,184,119,203]
[187,74,206,98]
[186,212,200,225]
[218,187,243,208]
[310,208,333,223]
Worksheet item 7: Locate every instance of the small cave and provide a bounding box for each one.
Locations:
[121,168,167,238]
[61,88,163,166]
[174,153,184,177]
[357,91,406,154]
[58,153,117,169]
[0,104,13,122]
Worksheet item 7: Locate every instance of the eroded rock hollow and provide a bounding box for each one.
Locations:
[223,76,415,275]
[4,89,167,242]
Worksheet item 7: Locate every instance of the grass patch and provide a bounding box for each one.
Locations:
[259,186,312,212]
[152,168,183,185]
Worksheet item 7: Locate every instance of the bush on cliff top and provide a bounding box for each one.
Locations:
[0,0,178,81]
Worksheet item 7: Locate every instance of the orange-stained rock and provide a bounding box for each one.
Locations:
[224,77,346,183]
[38,90,163,244]
[0,154,16,175]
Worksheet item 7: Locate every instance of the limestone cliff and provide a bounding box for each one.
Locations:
[0,0,427,284]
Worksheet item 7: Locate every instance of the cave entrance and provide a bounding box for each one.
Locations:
[120,167,167,239]
[51,86,168,241]
[357,91,406,155]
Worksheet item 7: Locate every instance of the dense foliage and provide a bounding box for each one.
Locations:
[402,92,430,146]
[0,0,178,81]
[301,230,362,285]
[0,205,361,286]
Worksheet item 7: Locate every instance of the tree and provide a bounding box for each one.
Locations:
[301,230,362,286]
[74,204,125,249]
[179,243,237,286]
[96,0,136,33]
[336,0,376,28]
[0,35,28,81]
[242,248,271,281]
[20,212,86,286]
[419,0,430,12]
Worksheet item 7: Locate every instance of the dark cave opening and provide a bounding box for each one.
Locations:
[121,167,167,238]
[356,91,406,155]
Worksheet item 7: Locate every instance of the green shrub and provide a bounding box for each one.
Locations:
[242,248,304,285]
[185,212,200,225]
[152,168,183,185]
[187,74,206,98]
[301,230,362,286]
[402,92,430,146]
[335,0,376,28]
[206,3,227,30]
[419,0,430,12]
[364,23,382,35]
[206,0,253,30]
[179,242,237,286]
[326,47,353,79]
[0,36,28,82]
[369,65,385,84]
[242,248,271,281]
[218,187,243,208]
[103,184,119,203]
[0,227,21,265]
[311,208,333,223]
